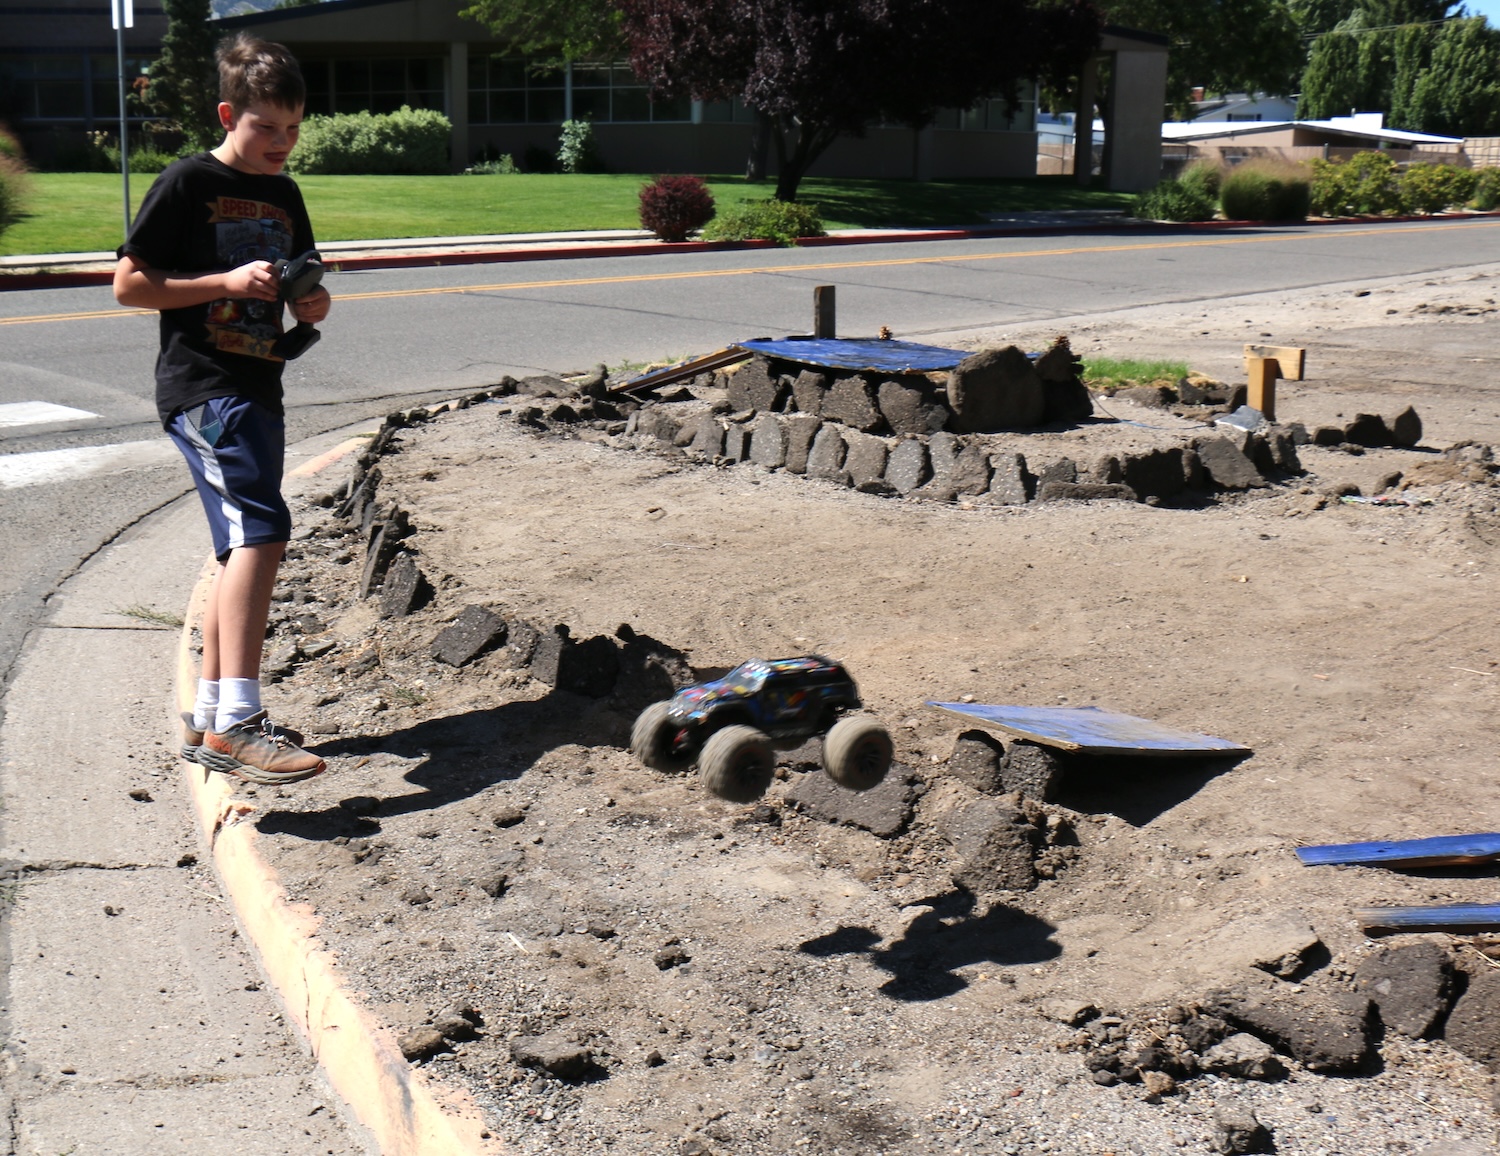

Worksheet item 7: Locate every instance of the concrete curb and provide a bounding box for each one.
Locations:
[7,210,1495,292]
[174,435,509,1156]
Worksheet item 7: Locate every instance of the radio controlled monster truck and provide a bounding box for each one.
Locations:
[629,655,893,804]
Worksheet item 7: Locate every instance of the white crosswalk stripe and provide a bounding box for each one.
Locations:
[0,440,178,489]
[0,401,100,428]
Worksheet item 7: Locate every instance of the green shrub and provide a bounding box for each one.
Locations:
[0,126,23,164]
[465,153,518,175]
[1219,160,1311,221]
[1472,167,1500,211]
[700,198,826,246]
[1178,159,1223,203]
[1397,162,1478,214]
[287,107,451,175]
[0,155,30,235]
[1309,151,1403,217]
[1129,178,1215,221]
[556,119,604,174]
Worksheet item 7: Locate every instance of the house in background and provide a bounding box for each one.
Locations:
[1186,92,1298,123]
[1161,112,1465,172]
[2,0,1171,190]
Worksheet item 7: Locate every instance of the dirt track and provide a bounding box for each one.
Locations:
[248,262,1500,1154]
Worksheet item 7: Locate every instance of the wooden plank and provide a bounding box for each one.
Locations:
[1354,903,1500,931]
[1245,356,1277,421]
[610,346,752,394]
[1297,832,1500,868]
[1243,343,1305,381]
[926,702,1250,756]
[814,285,836,339]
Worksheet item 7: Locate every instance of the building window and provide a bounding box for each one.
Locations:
[300,57,445,117]
[0,53,151,123]
[468,57,690,125]
[932,92,1036,133]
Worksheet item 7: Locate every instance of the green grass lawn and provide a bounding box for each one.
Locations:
[0,171,1133,257]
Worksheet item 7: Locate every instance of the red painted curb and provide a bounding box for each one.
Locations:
[3,210,1495,293]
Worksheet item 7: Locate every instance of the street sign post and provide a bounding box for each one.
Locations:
[111,0,135,237]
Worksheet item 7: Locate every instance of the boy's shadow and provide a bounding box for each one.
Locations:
[798,888,1061,1001]
[256,687,625,840]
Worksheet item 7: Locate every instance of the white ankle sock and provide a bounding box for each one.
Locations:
[192,678,220,731]
[215,678,263,732]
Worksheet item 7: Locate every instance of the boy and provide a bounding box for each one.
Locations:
[115,33,329,784]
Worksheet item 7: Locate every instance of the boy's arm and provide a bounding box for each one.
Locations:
[113,254,280,310]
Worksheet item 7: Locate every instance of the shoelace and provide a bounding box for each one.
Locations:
[257,717,294,748]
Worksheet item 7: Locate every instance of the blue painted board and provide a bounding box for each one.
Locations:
[1355,903,1500,931]
[1297,833,1500,868]
[738,337,971,374]
[926,702,1250,756]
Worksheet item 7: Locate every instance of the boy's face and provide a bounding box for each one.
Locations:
[216,100,303,176]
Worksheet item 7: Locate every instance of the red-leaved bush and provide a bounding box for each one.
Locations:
[638,174,716,242]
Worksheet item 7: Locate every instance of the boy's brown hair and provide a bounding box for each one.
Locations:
[216,32,306,114]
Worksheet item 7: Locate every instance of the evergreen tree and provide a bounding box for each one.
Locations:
[147,0,220,150]
[1299,27,1364,116]
[1406,17,1500,133]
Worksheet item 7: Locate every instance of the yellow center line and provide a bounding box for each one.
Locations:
[4,218,1496,325]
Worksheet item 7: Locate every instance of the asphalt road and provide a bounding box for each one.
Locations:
[2,216,1498,696]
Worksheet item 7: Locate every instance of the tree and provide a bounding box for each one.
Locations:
[1298,26,1364,116]
[618,0,1102,202]
[1404,17,1500,134]
[1099,0,1304,109]
[459,0,622,62]
[147,0,220,151]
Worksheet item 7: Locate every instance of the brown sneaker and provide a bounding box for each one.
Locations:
[198,710,325,784]
[180,711,205,762]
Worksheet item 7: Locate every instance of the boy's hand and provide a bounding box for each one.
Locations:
[291,285,331,324]
[223,260,280,302]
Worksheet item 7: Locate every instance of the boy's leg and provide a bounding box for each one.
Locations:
[214,540,283,681]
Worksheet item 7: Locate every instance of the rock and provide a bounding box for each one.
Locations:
[1117,385,1174,408]
[510,1032,594,1081]
[947,729,1005,793]
[842,430,889,489]
[947,346,1046,432]
[1205,910,1321,979]
[379,552,431,619]
[726,357,785,413]
[1441,963,1500,1068]
[431,605,507,666]
[1311,425,1345,446]
[1039,998,1098,1026]
[433,1009,481,1041]
[749,415,787,468]
[632,406,681,444]
[1212,1107,1273,1155]
[613,624,694,711]
[782,414,822,474]
[492,805,526,828]
[986,451,1031,505]
[359,521,401,599]
[998,740,1063,801]
[1344,412,1390,447]
[876,377,947,435]
[783,769,915,838]
[1123,447,1191,499]
[1205,986,1374,1072]
[401,885,433,905]
[1194,437,1267,490]
[1090,453,1124,484]
[789,369,829,417]
[1033,457,1077,490]
[822,375,883,432]
[530,625,621,698]
[653,943,691,970]
[1178,1012,1232,1052]
[1200,1032,1288,1081]
[723,422,752,463]
[1388,405,1423,447]
[949,444,993,496]
[517,373,571,397]
[1265,428,1302,473]
[1033,349,1095,423]
[927,431,960,481]
[1140,1069,1176,1096]
[1037,481,1137,503]
[688,416,725,459]
[884,437,931,495]
[263,642,300,677]
[398,1026,448,1061]
[1354,942,1453,1038]
[932,789,1040,892]
[806,424,850,484]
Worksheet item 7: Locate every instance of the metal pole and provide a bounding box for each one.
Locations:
[118,22,130,236]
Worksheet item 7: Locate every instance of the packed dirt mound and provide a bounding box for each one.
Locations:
[236,267,1500,1155]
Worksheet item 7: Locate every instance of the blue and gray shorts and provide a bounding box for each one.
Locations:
[167,396,292,562]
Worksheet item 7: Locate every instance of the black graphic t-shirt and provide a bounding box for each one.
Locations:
[119,152,315,426]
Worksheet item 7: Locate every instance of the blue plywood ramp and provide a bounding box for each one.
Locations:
[926,702,1250,756]
[739,337,972,374]
[1297,832,1500,868]
[1355,903,1500,931]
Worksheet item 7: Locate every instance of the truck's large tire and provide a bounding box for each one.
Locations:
[699,725,775,803]
[822,714,893,791]
[630,701,693,773]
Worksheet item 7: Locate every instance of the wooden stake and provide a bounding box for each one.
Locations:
[814,285,836,339]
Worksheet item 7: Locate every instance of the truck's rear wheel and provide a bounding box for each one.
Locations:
[699,725,775,803]
[822,715,893,791]
[630,701,693,773]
